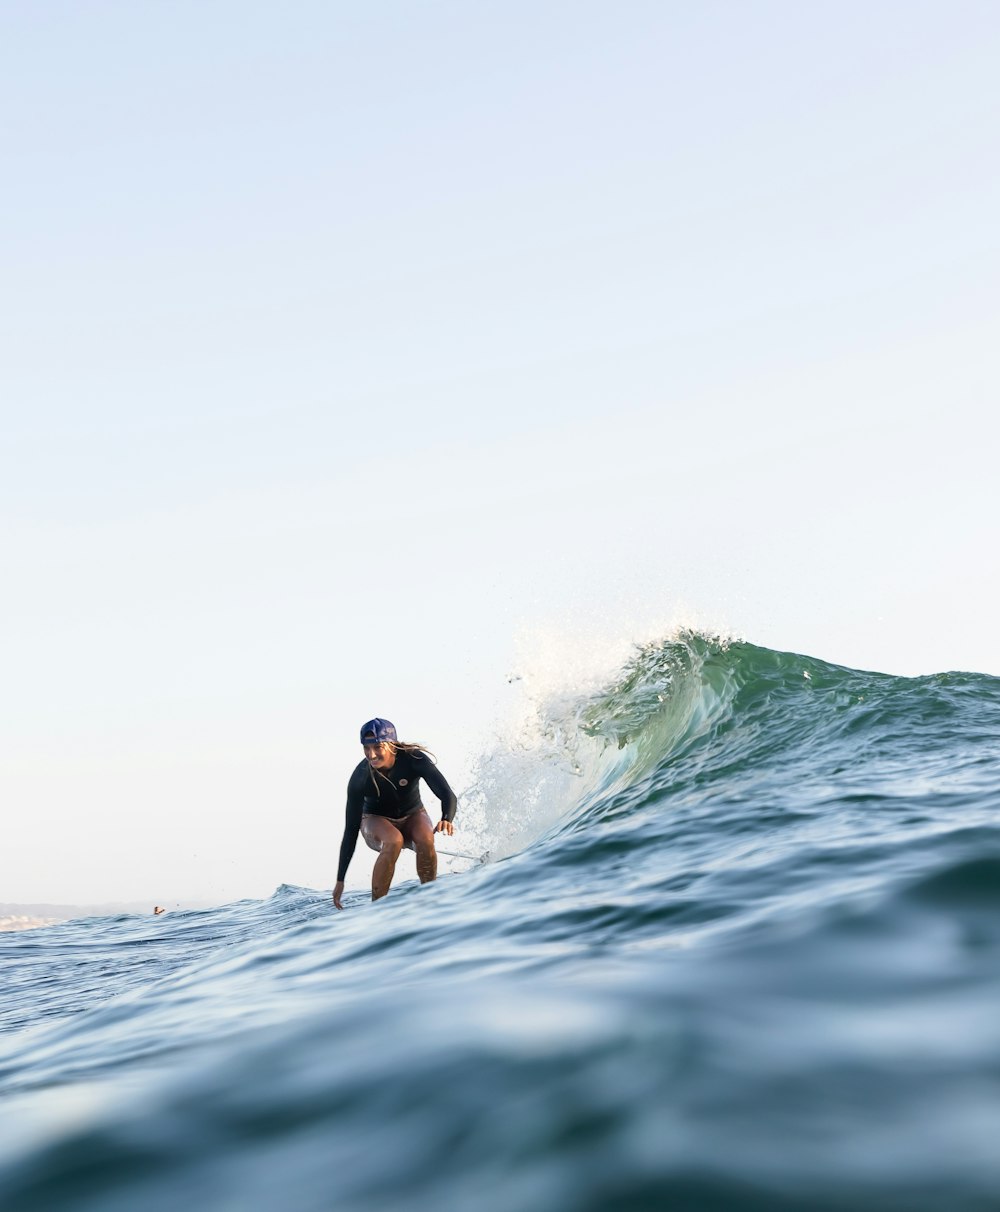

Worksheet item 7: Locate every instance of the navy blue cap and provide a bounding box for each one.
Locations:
[360,718,397,745]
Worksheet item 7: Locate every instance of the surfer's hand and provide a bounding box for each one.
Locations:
[435,819,454,836]
[333,881,345,910]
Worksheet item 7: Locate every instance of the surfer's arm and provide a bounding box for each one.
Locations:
[421,760,458,834]
[334,782,365,908]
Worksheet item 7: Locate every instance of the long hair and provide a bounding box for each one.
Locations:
[391,740,436,761]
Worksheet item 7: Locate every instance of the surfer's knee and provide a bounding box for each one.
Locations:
[363,816,404,859]
[379,836,403,860]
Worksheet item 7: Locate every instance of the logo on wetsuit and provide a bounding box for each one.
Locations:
[398,779,408,786]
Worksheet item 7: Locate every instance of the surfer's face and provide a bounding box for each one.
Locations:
[364,741,394,770]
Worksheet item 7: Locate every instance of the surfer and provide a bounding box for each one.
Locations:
[333,718,458,909]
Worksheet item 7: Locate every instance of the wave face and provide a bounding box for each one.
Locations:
[2,634,1000,1211]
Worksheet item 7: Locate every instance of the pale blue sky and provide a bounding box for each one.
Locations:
[3,2,998,903]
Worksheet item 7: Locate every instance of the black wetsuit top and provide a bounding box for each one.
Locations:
[336,750,458,882]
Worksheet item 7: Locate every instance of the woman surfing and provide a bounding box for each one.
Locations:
[333,718,458,908]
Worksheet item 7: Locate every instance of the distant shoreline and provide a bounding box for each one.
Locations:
[0,900,215,931]
[0,914,64,933]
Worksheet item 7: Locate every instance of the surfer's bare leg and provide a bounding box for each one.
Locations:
[361,816,404,901]
[401,809,438,885]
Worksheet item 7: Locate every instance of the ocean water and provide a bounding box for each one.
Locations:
[2,633,1000,1211]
